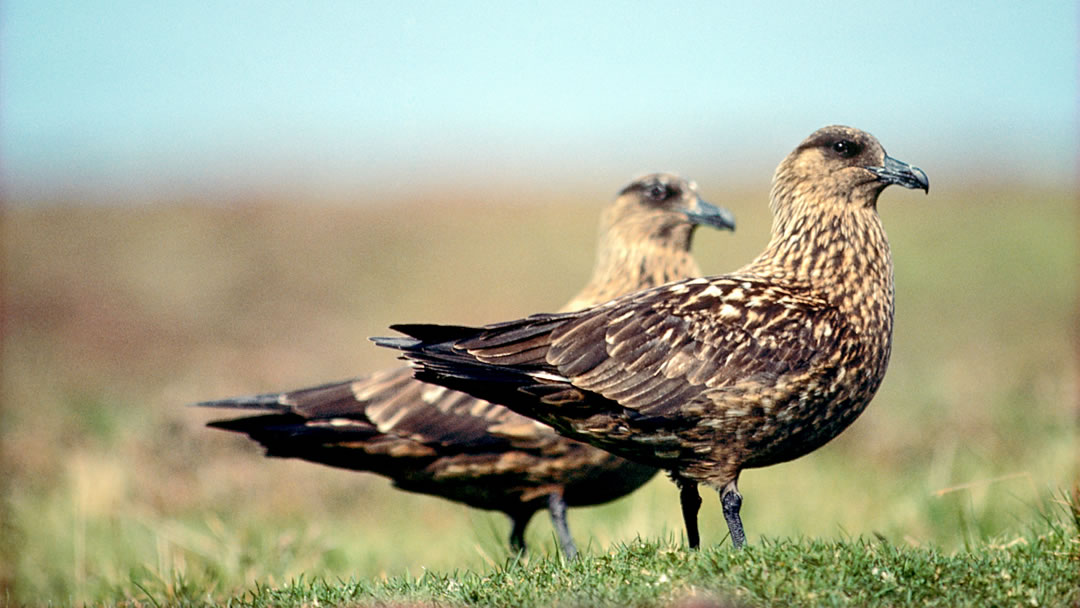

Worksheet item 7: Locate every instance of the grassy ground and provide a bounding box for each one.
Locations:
[139,512,1080,607]
[2,181,1077,606]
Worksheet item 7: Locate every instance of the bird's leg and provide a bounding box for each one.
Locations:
[508,513,531,554]
[547,492,578,560]
[675,477,702,549]
[720,480,746,549]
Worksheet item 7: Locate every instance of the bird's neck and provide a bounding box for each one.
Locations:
[560,225,700,313]
[743,197,894,324]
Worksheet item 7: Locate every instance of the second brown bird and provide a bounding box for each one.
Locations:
[198,173,734,558]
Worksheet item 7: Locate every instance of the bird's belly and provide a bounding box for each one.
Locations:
[733,365,885,469]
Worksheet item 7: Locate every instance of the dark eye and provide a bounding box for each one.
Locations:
[832,139,860,158]
[646,183,673,201]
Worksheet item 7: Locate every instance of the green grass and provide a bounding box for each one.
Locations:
[2,182,1077,605]
[106,503,1080,607]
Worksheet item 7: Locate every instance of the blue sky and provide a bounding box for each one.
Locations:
[2,1,1075,202]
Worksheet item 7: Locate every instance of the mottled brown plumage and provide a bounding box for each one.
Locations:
[198,173,734,558]
[376,126,929,549]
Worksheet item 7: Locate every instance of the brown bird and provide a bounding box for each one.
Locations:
[375,126,929,549]
[197,173,735,558]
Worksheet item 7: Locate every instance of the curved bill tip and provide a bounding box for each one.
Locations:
[867,155,930,194]
[911,166,930,194]
[684,199,736,231]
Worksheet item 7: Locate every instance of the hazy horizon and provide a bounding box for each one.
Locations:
[3,2,1075,204]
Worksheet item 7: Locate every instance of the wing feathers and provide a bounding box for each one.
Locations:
[386,277,840,423]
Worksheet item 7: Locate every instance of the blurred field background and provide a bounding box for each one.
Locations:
[3,179,1076,603]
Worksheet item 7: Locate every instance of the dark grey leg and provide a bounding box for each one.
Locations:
[676,477,702,549]
[720,482,746,548]
[547,492,578,559]
[508,513,531,554]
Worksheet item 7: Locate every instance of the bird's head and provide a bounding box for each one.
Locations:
[772,126,929,218]
[607,173,736,246]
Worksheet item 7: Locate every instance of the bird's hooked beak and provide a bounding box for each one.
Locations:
[683,198,737,231]
[865,155,930,193]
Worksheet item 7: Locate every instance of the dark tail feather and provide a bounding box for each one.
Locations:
[372,317,578,409]
[387,323,487,343]
[206,413,300,433]
[374,336,542,385]
[387,313,572,349]
[192,377,369,417]
[206,412,382,459]
[192,392,291,412]
[370,335,423,350]
[383,342,560,412]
